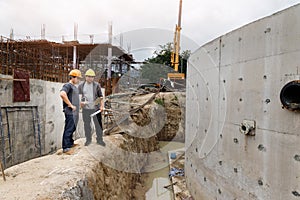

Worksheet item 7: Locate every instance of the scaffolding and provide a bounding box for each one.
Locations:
[0,36,133,83]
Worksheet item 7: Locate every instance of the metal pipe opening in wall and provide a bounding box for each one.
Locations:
[280,80,300,111]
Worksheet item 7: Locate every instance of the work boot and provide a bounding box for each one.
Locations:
[63,148,74,155]
[97,141,106,146]
[72,143,80,148]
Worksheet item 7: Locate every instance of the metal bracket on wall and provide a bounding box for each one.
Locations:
[239,119,256,136]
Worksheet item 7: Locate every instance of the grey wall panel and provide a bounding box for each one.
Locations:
[186,4,300,200]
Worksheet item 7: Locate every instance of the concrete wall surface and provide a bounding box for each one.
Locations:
[0,76,84,168]
[186,4,300,200]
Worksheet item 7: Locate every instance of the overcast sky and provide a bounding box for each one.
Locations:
[0,0,299,60]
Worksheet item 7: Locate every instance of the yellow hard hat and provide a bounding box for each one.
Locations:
[69,69,82,78]
[85,69,96,77]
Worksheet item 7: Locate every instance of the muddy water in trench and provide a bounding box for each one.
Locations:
[144,141,185,200]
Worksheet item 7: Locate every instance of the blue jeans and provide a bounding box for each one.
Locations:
[62,113,78,149]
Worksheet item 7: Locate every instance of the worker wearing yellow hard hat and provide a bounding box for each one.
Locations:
[59,68,82,155]
[78,69,105,146]
[85,69,96,77]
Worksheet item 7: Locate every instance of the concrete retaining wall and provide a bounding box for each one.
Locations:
[186,4,300,200]
[0,75,84,167]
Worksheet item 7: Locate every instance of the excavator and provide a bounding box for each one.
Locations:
[168,0,185,81]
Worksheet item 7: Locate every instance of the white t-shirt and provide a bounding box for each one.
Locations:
[82,82,95,109]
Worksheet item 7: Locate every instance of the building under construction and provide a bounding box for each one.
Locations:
[0,36,133,83]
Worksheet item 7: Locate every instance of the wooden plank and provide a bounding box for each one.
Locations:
[0,162,6,181]
[0,77,26,81]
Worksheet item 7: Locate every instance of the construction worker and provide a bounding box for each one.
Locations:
[59,69,82,155]
[79,69,105,146]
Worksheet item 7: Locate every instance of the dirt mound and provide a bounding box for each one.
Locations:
[105,92,185,142]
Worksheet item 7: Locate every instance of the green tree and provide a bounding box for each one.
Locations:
[145,43,173,66]
[141,43,191,81]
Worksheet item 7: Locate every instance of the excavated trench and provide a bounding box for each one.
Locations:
[63,92,186,199]
[61,135,160,200]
